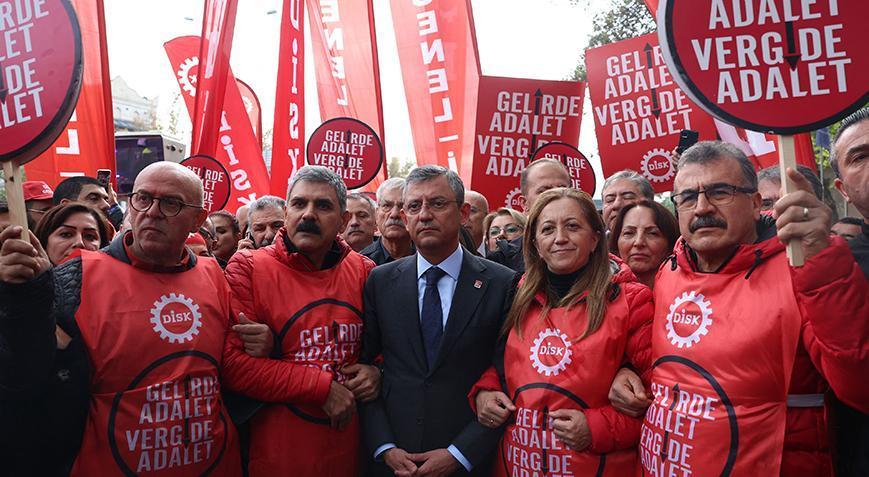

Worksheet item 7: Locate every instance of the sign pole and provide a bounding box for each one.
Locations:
[3,162,29,237]
[777,134,804,267]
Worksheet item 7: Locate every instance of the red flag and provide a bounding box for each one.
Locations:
[24,0,115,187]
[271,0,306,198]
[390,0,480,182]
[191,0,238,157]
[236,79,263,148]
[165,36,270,213]
[714,120,817,173]
[585,33,719,193]
[470,76,585,210]
[307,0,385,192]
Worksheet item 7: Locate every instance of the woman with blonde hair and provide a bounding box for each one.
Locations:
[469,187,653,476]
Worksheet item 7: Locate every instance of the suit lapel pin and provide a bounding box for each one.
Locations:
[474,280,482,289]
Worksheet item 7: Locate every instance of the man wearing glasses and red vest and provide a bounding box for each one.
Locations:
[609,142,869,476]
[0,162,249,476]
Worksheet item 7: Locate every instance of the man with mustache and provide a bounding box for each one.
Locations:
[362,178,415,266]
[239,196,286,250]
[221,165,381,476]
[342,193,377,252]
[608,141,869,477]
[0,162,246,475]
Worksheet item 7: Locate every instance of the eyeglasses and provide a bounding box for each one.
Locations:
[379,201,404,212]
[489,224,523,237]
[404,198,459,215]
[129,192,203,217]
[670,184,756,210]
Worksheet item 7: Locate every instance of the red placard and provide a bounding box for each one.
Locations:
[531,142,597,196]
[585,33,719,193]
[659,0,869,134]
[181,155,231,213]
[307,0,386,193]
[470,76,585,210]
[306,117,383,190]
[25,0,115,186]
[0,0,83,165]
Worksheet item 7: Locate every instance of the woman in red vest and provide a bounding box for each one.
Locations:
[469,187,654,476]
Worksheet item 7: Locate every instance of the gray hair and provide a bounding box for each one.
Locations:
[288,165,348,212]
[376,177,406,202]
[757,165,823,200]
[403,165,464,204]
[678,141,758,191]
[832,107,869,178]
[249,195,286,214]
[347,192,376,212]
[602,170,654,200]
[520,158,569,196]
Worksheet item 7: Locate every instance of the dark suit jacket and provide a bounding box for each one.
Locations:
[360,248,518,476]
[361,239,416,266]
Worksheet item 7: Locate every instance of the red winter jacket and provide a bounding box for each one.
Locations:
[221,229,374,476]
[469,259,653,476]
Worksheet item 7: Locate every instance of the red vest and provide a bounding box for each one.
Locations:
[641,241,801,476]
[497,289,644,477]
[245,246,370,477]
[72,251,240,476]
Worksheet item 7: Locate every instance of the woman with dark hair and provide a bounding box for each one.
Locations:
[469,187,653,476]
[608,200,679,288]
[35,202,114,265]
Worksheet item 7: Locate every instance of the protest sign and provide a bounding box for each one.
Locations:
[0,0,83,232]
[586,33,718,194]
[181,155,231,213]
[306,117,383,190]
[531,142,596,196]
[471,76,584,210]
[659,0,869,265]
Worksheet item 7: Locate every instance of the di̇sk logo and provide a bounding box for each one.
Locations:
[177,57,199,97]
[641,148,675,184]
[529,328,572,376]
[149,293,203,344]
[666,291,713,348]
[504,187,522,210]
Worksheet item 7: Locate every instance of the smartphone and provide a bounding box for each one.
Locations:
[96,169,112,188]
[675,130,700,154]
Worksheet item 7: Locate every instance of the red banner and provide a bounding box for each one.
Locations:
[585,33,718,193]
[270,0,305,198]
[307,0,385,192]
[24,0,115,186]
[714,120,817,172]
[390,0,480,181]
[190,0,238,157]
[470,76,585,210]
[165,36,270,213]
[236,79,262,149]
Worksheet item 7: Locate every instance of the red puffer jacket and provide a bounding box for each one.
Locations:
[641,221,869,477]
[221,229,374,477]
[470,258,653,476]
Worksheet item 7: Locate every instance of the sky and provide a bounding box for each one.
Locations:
[104,0,610,194]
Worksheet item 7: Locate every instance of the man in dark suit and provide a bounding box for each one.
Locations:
[361,165,518,476]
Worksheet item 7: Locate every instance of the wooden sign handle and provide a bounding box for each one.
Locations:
[2,161,29,240]
[777,135,805,267]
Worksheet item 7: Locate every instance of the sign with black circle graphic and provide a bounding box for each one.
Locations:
[306,117,384,189]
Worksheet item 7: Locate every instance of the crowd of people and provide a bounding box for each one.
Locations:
[0,108,867,477]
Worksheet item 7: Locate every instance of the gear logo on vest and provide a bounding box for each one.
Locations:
[529,328,572,376]
[666,291,713,348]
[149,293,203,344]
